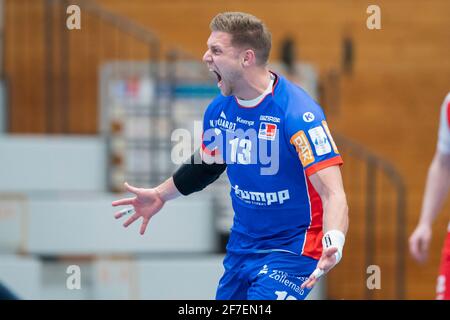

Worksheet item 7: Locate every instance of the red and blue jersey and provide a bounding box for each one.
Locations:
[201,72,343,259]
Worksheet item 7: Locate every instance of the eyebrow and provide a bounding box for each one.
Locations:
[207,43,220,49]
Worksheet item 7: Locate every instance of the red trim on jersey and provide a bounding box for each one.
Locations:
[305,156,343,176]
[302,176,324,260]
[447,101,450,128]
[201,133,217,156]
[271,71,279,95]
[436,231,450,300]
[201,143,216,156]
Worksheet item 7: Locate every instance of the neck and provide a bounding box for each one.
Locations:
[235,68,271,100]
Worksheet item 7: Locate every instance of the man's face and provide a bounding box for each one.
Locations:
[203,31,244,96]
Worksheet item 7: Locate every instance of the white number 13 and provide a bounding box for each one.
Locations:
[229,138,252,164]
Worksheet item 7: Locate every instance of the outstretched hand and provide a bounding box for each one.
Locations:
[301,247,338,289]
[409,224,432,263]
[112,182,165,235]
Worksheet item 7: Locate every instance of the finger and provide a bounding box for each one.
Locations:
[123,213,140,228]
[305,278,317,289]
[301,277,315,289]
[419,237,429,254]
[300,278,310,289]
[124,182,140,195]
[301,267,323,289]
[417,240,428,262]
[112,197,135,207]
[408,235,415,252]
[409,238,420,260]
[140,217,151,235]
[114,207,135,219]
[412,238,426,262]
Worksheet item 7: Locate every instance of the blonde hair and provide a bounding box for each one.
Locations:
[210,12,272,65]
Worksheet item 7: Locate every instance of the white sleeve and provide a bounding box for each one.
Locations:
[437,93,450,154]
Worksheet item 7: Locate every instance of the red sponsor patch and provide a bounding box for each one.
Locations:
[258,122,277,140]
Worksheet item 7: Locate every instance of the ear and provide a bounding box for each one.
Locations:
[241,49,256,67]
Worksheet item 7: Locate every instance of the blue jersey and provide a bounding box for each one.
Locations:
[202,73,343,259]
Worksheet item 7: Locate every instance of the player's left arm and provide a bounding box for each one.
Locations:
[301,165,349,289]
[310,165,348,234]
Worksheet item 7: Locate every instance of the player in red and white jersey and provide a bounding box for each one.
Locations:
[409,92,450,299]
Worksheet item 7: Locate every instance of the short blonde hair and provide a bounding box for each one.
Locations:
[210,12,272,66]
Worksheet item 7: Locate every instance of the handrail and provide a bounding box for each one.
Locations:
[74,0,158,45]
[335,133,406,299]
[75,0,197,61]
[44,0,197,134]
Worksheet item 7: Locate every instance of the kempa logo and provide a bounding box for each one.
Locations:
[260,115,281,123]
[236,116,255,126]
[233,185,290,206]
[302,112,315,122]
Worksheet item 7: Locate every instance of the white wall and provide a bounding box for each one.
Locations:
[0,135,107,192]
[0,254,41,299]
[26,192,216,255]
[0,192,216,255]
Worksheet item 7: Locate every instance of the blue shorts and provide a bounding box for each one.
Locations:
[216,251,318,300]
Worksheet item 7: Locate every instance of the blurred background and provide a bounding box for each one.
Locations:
[0,0,449,300]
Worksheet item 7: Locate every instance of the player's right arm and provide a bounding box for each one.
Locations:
[111,150,226,235]
[112,97,226,235]
[409,93,450,263]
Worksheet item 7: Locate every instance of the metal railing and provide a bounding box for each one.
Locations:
[334,133,406,300]
[43,0,162,134]
[319,66,407,299]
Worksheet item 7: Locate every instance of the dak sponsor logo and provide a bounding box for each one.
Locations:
[308,126,331,156]
[290,130,315,167]
[258,122,277,140]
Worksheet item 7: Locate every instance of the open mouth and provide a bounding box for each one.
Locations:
[213,70,222,82]
[210,69,223,87]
